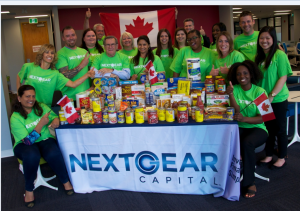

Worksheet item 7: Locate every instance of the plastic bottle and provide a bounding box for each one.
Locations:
[196,93,204,110]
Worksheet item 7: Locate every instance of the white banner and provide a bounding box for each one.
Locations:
[56,124,240,201]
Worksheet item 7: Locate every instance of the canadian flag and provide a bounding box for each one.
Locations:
[253,93,276,122]
[100,8,176,49]
[57,95,79,124]
[145,60,158,85]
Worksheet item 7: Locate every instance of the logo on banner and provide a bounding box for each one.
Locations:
[125,16,154,38]
[135,151,160,175]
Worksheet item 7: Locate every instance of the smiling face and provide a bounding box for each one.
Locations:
[42,49,55,64]
[236,65,252,89]
[218,35,229,56]
[187,32,201,52]
[62,29,77,49]
[160,32,169,46]
[239,15,255,35]
[122,34,132,48]
[212,25,221,40]
[184,21,194,33]
[83,31,96,47]
[259,32,273,53]
[138,39,150,56]
[176,30,186,44]
[18,90,36,110]
[95,25,105,40]
[104,38,117,57]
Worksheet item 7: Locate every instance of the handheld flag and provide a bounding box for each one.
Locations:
[57,95,79,124]
[253,93,276,122]
[145,60,158,85]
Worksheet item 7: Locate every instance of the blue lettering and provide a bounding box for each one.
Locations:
[140,176,145,183]
[188,177,193,183]
[201,153,218,172]
[166,177,171,183]
[119,153,135,171]
[102,154,119,172]
[87,154,102,171]
[152,177,159,183]
[70,154,87,172]
[200,177,207,184]
[179,153,199,172]
[162,153,177,172]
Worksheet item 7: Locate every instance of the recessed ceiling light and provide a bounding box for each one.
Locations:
[233,11,243,13]
[233,8,242,10]
[15,15,48,18]
[274,13,290,15]
[233,17,238,18]
[274,10,291,12]
[1,11,10,14]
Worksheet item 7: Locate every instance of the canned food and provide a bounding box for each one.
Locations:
[166,108,175,122]
[117,110,125,124]
[147,110,158,124]
[107,94,114,101]
[108,101,115,112]
[108,111,117,124]
[102,109,109,123]
[92,98,101,112]
[158,107,166,121]
[135,107,144,124]
[93,111,102,124]
[59,110,67,122]
[227,107,235,121]
[177,105,188,123]
[191,106,198,120]
[125,109,134,124]
[195,107,204,122]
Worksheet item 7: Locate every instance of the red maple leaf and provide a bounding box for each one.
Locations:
[65,106,72,114]
[261,103,269,112]
[125,16,154,38]
[150,68,155,77]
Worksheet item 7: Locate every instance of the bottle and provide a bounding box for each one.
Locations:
[196,93,204,110]
[205,75,215,94]
[218,78,226,95]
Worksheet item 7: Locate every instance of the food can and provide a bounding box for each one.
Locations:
[195,107,204,122]
[147,110,158,124]
[166,108,175,122]
[102,109,109,123]
[107,94,114,101]
[59,110,67,122]
[108,111,117,124]
[158,107,166,121]
[177,105,188,123]
[191,106,198,120]
[135,107,144,124]
[108,100,115,112]
[60,121,68,125]
[227,107,235,121]
[93,111,102,124]
[125,109,134,124]
[92,98,101,112]
[117,110,125,124]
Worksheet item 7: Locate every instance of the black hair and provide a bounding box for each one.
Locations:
[239,11,254,21]
[255,26,278,69]
[132,35,155,66]
[187,29,200,37]
[80,28,104,54]
[227,60,263,85]
[62,26,74,35]
[12,85,43,119]
[156,28,174,58]
[212,22,227,45]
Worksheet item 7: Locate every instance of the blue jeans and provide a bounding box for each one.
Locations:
[14,138,69,191]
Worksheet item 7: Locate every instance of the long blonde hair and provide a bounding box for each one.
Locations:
[34,44,57,70]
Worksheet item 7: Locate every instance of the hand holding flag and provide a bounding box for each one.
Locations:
[57,95,79,124]
[144,60,158,85]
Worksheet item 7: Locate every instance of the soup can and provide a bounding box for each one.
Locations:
[102,109,109,123]
[92,98,101,112]
[93,111,102,124]
[227,107,235,121]
[177,105,188,123]
[158,107,166,121]
[117,110,125,124]
[166,108,175,122]
[108,111,117,124]
[125,109,134,124]
[147,110,158,124]
[195,107,204,122]
[135,107,144,124]
[108,101,115,112]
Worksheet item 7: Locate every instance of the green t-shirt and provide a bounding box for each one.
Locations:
[233,84,267,133]
[118,48,138,60]
[258,49,293,103]
[98,35,106,48]
[214,50,245,79]
[18,63,69,107]
[170,46,215,82]
[88,47,101,64]
[130,55,165,83]
[210,43,219,57]
[55,46,90,100]
[153,47,179,79]
[10,103,58,148]
[233,31,259,61]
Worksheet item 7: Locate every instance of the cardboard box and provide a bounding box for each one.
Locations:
[206,94,229,107]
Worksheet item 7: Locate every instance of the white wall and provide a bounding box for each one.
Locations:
[219,6,234,38]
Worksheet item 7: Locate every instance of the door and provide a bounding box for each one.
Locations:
[21,21,49,63]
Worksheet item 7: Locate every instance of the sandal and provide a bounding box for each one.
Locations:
[65,188,74,196]
[24,194,35,208]
[243,185,256,199]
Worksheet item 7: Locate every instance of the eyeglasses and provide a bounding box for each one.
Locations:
[187,36,199,42]
[105,43,116,47]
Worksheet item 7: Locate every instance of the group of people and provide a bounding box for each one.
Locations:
[11,9,292,207]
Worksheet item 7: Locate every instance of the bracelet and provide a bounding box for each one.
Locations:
[22,129,41,146]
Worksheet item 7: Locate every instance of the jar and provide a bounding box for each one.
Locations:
[147,110,158,124]
[177,105,188,123]
[215,76,222,91]
[205,75,215,94]
[218,78,226,95]
[135,107,144,124]
[158,107,166,121]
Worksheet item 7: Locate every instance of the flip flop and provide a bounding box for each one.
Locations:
[243,188,256,199]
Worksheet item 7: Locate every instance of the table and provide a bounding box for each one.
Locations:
[290,71,300,83]
[288,91,300,147]
[55,120,240,201]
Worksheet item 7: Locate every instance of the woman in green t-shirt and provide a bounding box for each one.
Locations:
[153,29,179,79]
[118,32,138,60]
[173,27,188,50]
[226,60,268,198]
[210,22,227,53]
[11,85,74,208]
[255,26,292,169]
[130,35,165,83]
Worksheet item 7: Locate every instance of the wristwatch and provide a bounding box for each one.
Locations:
[271,92,276,97]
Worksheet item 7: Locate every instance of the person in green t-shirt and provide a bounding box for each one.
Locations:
[226,60,268,199]
[17,44,95,107]
[174,27,188,50]
[11,85,74,208]
[92,36,130,81]
[233,11,259,61]
[210,31,245,80]
[255,26,292,169]
[118,32,138,60]
[170,30,215,82]
[210,22,227,56]
[130,35,165,83]
[153,29,179,79]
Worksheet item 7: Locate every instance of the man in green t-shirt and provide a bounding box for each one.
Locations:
[92,36,130,81]
[233,11,259,61]
[56,26,91,100]
[83,8,106,48]
[183,18,210,48]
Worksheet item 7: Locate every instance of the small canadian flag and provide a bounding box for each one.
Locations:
[254,93,276,122]
[145,60,158,85]
[57,95,79,124]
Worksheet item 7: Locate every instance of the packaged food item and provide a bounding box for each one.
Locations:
[59,110,67,122]
[93,78,101,87]
[93,111,102,124]
[156,99,162,108]
[135,107,144,124]
[120,101,128,111]
[205,75,215,94]
[131,84,145,95]
[140,73,147,84]
[125,108,134,124]
[108,101,115,112]
[177,80,191,96]
[158,107,166,121]
[204,106,228,121]
[75,108,82,124]
[159,93,171,99]
[167,77,186,87]
[191,106,197,120]
[195,107,204,122]
[145,92,155,105]
[102,109,109,123]
[166,108,175,122]
[117,111,125,123]
[182,96,192,107]
[227,107,235,121]
[196,93,205,110]
[108,111,117,124]
[215,76,222,91]
[94,86,102,95]
[206,94,230,107]
[79,97,90,109]
[218,79,226,95]
[147,110,158,124]
[167,87,177,96]
[92,98,101,112]
[191,80,205,88]
[177,105,188,123]
[145,80,151,92]
[186,58,201,80]
[157,72,166,82]
[119,80,138,97]
[115,87,122,100]
[82,112,93,124]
